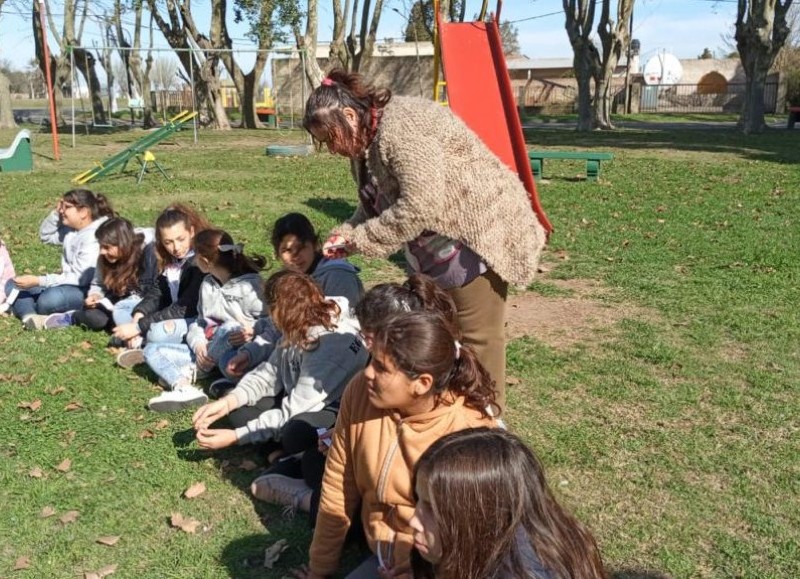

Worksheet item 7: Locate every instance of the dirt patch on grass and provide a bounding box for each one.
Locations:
[506,277,648,349]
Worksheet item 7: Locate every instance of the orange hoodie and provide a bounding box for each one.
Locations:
[309,371,498,575]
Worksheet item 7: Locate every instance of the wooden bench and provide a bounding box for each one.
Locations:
[788,106,800,129]
[528,150,614,182]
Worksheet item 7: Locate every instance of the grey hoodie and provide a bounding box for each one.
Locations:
[36,210,109,288]
[185,272,265,351]
[232,296,368,444]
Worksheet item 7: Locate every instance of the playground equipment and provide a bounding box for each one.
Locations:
[72,110,197,185]
[433,0,553,235]
[0,130,33,173]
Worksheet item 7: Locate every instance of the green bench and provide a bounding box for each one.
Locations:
[528,150,614,182]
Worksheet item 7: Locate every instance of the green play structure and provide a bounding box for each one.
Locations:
[0,130,33,173]
[72,110,197,185]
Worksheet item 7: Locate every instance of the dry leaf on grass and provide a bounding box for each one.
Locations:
[84,564,118,579]
[79,340,93,350]
[64,402,83,411]
[505,375,521,385]
[263,539,289,569]
[48,386,66,395]
[96,536,120,546]
[18,400,42,411]
[55,458,72,472]
[139,429,155,440]
[40,506,56,518]
[29,467,44,478]
[14,556,31,570]
[154,419,170,430]
[183,482,206,499]
[60,510,80,524]
[170,513,201,534]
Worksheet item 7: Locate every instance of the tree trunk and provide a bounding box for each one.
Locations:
[292,0,324,88]
[574,54,594,131]
[73,47,107,125]
[32,2,67,127]
[740,53,770,133]
[0,70,17,129]
[594,0,634,129]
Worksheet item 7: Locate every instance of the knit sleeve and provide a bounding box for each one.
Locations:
[309,374,362,575]
[336,131,447,258]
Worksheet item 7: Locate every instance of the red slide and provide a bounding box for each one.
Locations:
[437,10,553,235]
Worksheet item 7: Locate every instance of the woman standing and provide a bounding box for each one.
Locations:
[303,69,547,410]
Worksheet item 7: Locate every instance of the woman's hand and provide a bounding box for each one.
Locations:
[290,565,326,579]
[193,343,215,372]
[322,234,354,259]
[228,327,254,346]
[13,275,39,290]
[113,322,141,341]
[192,396,235,430]
[195,427,237,450]
[84,294,102,308]
[225,351,251,378]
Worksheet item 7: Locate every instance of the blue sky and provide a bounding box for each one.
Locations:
[0,0,738,72]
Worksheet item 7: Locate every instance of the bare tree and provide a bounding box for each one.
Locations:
[329,0,387,72]
[563,0,634,131]
[0,0,18,129]
[280,0,324,88]
[735,0,795,133]
[115,0,156,127]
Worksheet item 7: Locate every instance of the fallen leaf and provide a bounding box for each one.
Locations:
[14,556,30,570]
[505,375,521,385]
[18,400,42,411]
[263,539,289,569]
[183,482,206,499]
[79,340,92,350]
[29,467,44,478]
[60,510,80,524]
[55,458,72,472]
[84,564,118,579]
[239,459,258,471]
[40,506,56,518]
[96,536,120,546]
[139,429,155,439]
[57,355,71,364]
[86,358,95,363]
[154,419,170,430]
[64,402,83,411]
[48,386,66,395]
[170,512,201,534]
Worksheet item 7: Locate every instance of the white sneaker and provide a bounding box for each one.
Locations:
[22,314,48,330]
[44,311,74,329]
[147,385,208,413]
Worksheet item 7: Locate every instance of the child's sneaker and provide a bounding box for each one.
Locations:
[116,348,145,369]
[147,385,208,413]
[250,474,312,518]
[22,314,48,330]
[208,377,236,400]
[44,311,74,329]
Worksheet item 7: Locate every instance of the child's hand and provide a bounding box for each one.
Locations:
[195,427,237,450]
[13,275,39,289]
[113,322,141,341]
[84,294,102,308]
[194,344,215,372]
[228,327,253,346]
[317,428,334,454]
[226,351,251,378]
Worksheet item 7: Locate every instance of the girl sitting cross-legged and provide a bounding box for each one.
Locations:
[113,203,210,369]
[145,228,267,412]
[410,428,606,579]
[190,270,368,461]
[42,217,157,333]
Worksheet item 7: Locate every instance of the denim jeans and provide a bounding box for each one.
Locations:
[145,317,195,345]
[7,280,85,319]
[144,322,241,388]
[112,295,142,326]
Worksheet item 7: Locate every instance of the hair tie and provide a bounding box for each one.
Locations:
[454,340,462,360]
[321,77,335,87]
[218,243,243,254]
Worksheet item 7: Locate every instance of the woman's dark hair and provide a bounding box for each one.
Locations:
[412,428,606,579]
[372,310,497,417]
[62,188,116,221]
[95,217,145,297]
[154,202,211,270]
[303,68,392,153]
[270,212,320,254]
[355,274,459,337]
[195,228,266,277]
[263,270,341,350]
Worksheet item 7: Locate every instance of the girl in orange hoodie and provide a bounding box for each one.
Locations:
[296,309,500,579]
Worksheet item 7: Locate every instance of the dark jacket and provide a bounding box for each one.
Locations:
[90,242,159,301]
[132,258,204,334]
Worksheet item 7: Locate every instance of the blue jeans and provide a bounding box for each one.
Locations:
[112,295,142,326]
[145,317,195,344]
[7,280,85,319]
[144,322,241,388]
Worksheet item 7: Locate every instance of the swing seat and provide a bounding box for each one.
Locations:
[0,130,33,173]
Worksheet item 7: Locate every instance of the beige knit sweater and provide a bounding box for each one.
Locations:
[334,96,547,285]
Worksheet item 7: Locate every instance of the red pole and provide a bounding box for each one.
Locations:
[38,0,60,161]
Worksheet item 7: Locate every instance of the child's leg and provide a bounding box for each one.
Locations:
[143,342,195,389]
[10,287,42,320]
[145,318,194,344]
[34,285,85,315]
[111,295,143,326]
[72,307,111,331]
[206,321,242,364]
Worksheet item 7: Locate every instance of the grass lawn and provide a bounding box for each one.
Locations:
[1,122,799,578]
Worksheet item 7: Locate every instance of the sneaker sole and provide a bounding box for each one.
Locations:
[148,394,208,413]
[117,349,145,369]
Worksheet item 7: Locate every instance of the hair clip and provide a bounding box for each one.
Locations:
[218,243,243,254]
[321,77,335,87]
[454,340,462,360]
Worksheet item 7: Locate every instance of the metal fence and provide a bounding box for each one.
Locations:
[639,82,779,113]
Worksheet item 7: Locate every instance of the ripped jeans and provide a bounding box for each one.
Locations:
[144,321,241,389]
[145,317,195,344]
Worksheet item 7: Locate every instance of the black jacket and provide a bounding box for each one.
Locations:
[132,258,204,334]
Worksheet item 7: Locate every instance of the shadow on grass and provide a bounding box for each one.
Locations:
[304,197,357,223]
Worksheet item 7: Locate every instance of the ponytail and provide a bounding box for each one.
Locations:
[195,228,266,276]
